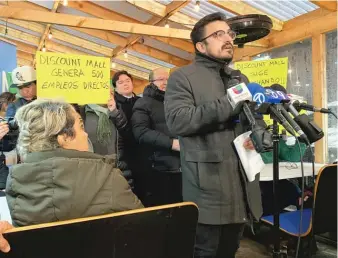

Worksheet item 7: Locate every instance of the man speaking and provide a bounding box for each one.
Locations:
[164,13,262,258]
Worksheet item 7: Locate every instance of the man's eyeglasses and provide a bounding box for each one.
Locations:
[200,30,237,42]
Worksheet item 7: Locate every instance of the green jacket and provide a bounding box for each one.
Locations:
[6,149,143,227]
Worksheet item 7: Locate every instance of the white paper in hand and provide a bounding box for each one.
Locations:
[233,131,265,182]
[0,196,12,224]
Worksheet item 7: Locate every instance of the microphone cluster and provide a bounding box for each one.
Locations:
[227,79,326,152]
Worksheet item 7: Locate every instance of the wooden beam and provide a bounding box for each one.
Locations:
[50,28,114,56]
[126,0,166,17]
[310,1,337,11]
[112,63,149,81]
[36,0,60,52]
[312,33,328,163]
[115,54,163,71]
[0,24,40,45]
[3,18,180,71]
[0,5,191,39]
[131,43,189,67]
[0,36,16,46]
[125,0,268,48]
[44,40,88,56]
[11,39,37,54]
[269,11,336,47]
[1,1,189,67]
[17,57,32,66]
[233,10,337,61]
[112,1,190,57]
[68,0,193,54]
[17,50,34,62]
[72,27,189,66]
[0,17,44,32]
[127,0,196,29]
[209,0,284,31]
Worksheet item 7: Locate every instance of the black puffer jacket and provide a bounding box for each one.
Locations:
[132,84,180,172]
[114,92,141,176]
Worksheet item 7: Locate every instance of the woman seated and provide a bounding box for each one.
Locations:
[5,99,143,227]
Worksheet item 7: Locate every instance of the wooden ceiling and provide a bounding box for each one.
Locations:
[0,0,336,94]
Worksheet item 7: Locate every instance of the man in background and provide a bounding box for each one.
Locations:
[6,66,37,118]
[132,68,181,206]
[111,71,143,198]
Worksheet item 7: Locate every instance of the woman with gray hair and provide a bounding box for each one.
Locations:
[5,99,143,227]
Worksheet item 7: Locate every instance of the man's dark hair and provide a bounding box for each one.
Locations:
[190,12,228,51]
[112,70,133,88]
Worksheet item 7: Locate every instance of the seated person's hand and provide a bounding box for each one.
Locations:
[0,221,13,253]
[0,123,9,141]
[243,137,255,150]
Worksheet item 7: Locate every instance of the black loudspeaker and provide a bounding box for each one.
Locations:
[226,14,273,48]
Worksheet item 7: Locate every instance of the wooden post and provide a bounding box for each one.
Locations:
[312,33,328,163]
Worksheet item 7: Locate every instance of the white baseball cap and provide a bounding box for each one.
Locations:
[12,66,37,87]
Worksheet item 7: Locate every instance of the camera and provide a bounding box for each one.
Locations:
[0,117,18,131]
[0,117,18,153]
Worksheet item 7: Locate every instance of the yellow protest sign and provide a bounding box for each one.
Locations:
[36,52,110,105]
[234,57,288,87]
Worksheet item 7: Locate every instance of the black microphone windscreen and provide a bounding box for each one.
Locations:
[294,114,324,143]
[269,84,287,94]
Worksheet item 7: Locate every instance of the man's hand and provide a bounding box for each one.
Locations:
[0,221,13,253]
[107,97,117,112]
[243,138,255,150]
[172,139,180,152]
[0,123,9,141]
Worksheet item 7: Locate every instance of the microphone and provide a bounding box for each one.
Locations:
[286,93,331,114]
[292,101,331,114]
[248,83,290,104]
[279,107,309,144]
[227,82,256,125]
[247,83,303,138]
[227,76,273,153]
[268,87,324,143]
[267,90,310,143]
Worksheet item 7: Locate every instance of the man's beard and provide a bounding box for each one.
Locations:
[207,43,234,63]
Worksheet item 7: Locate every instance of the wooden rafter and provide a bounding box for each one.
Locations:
[310,1,337,12]
[233,9,337,61]
[312,33,328,163]
[112,0,190,57]
[0,23,150,80]
[0,5,191,39]
[17,58,33,66]
[0,1,189,67]
[209,0,284,31]
[0,37,37,54]
[17,50,34,62]
[114,54,163,71]
[0,24,40,45]
[125,0,269,48]
[3,18,173,71]
[34,0,60,65]
[112,63,149,81]
[126,0,196,28]
[67,1,194,54]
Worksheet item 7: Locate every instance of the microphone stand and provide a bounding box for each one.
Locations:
[271,104,287,258]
